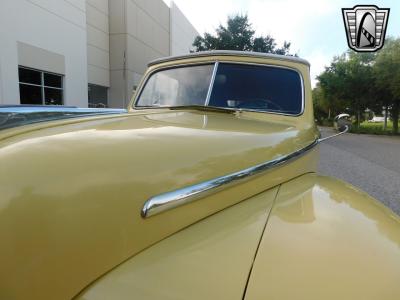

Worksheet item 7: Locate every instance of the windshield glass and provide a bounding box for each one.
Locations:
[136,64,214,107]
[209,63,302,114]
[135,62,303,115]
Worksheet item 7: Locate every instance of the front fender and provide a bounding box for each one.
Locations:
[75,186,279,300]
[245,174,400,300]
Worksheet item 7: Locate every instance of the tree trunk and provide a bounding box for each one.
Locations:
[357,109,361,132]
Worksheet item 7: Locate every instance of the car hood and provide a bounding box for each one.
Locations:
[0,108,319,300]
[1,108,318,207]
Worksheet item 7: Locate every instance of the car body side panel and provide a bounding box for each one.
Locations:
[75,187,279,300]
[245,174,400,300]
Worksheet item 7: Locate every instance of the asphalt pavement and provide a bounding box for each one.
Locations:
[318,127,400,216]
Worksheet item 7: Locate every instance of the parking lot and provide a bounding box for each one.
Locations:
[318,127,400,216]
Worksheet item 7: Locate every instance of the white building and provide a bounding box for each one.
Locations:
[0,0,199,108]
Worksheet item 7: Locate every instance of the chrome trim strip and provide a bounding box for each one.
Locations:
[141,138,319,218]
[0,107,127,130]
[318,125,349,142]
[204,62,219,106]
[0,106,126,114]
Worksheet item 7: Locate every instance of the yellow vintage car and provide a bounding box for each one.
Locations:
[1,51,399,300]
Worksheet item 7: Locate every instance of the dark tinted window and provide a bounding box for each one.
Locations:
[88,84,108,108]
[208,63,302,114]
[19,67,41,85]
[44,73,62,88]
[20,84,42,105]
[18,67,63,105]
[44,88,63,105]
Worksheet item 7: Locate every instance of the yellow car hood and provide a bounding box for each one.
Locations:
[0,109,318,300]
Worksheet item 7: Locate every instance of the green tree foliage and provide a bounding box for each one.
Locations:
[312,83,331,124]
[316,54,348,119]
[317,52,375,128]
[315,38,400,134]
[192,15,293,55]
[373,38,400,134]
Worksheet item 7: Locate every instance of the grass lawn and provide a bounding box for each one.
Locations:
[350,121,400,135]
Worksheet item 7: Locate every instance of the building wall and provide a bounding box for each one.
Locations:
[0,0,198,108]
[170,1,199,55]
[86,0,110,88]
[0,0,88,107]
[108,0,171,108]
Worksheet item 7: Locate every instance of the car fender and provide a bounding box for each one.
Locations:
[75,186,279,300]
[245,173,400,300]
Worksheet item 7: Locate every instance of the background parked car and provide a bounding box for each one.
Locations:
[368,116,385,123]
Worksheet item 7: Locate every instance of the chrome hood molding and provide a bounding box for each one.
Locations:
[0,106,126,130]
[141,125,348,218]
[142,137,319,218]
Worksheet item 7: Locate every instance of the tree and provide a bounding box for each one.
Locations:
[313,83,330,124]
[317,54,348,118]
[374,38,400,134]
[315,38,400,134]
[343,52,376,128]
[316,52,375,130]
[192,15,293,55]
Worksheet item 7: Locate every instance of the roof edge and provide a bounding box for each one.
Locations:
[148,50,310,67]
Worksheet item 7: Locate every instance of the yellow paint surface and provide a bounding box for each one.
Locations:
[246,174,400,300]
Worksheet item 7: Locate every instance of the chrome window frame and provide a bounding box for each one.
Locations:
[204,62,219,106]
[134,62,216,109]
[133,60,305,117]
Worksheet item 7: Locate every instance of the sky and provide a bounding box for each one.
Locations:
[163,0,400,87]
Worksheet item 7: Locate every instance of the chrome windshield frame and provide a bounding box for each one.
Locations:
[133,60,305,117]
[133,62,217,109]
[204,61,219,106]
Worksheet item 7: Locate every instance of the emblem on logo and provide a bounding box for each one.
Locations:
[342,5,390,52]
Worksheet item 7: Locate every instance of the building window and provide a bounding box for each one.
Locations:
[19,66,63,105]
[88,84,108,108]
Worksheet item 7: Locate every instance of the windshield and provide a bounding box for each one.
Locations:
[135,62,303,115]
[136,64,214,107]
